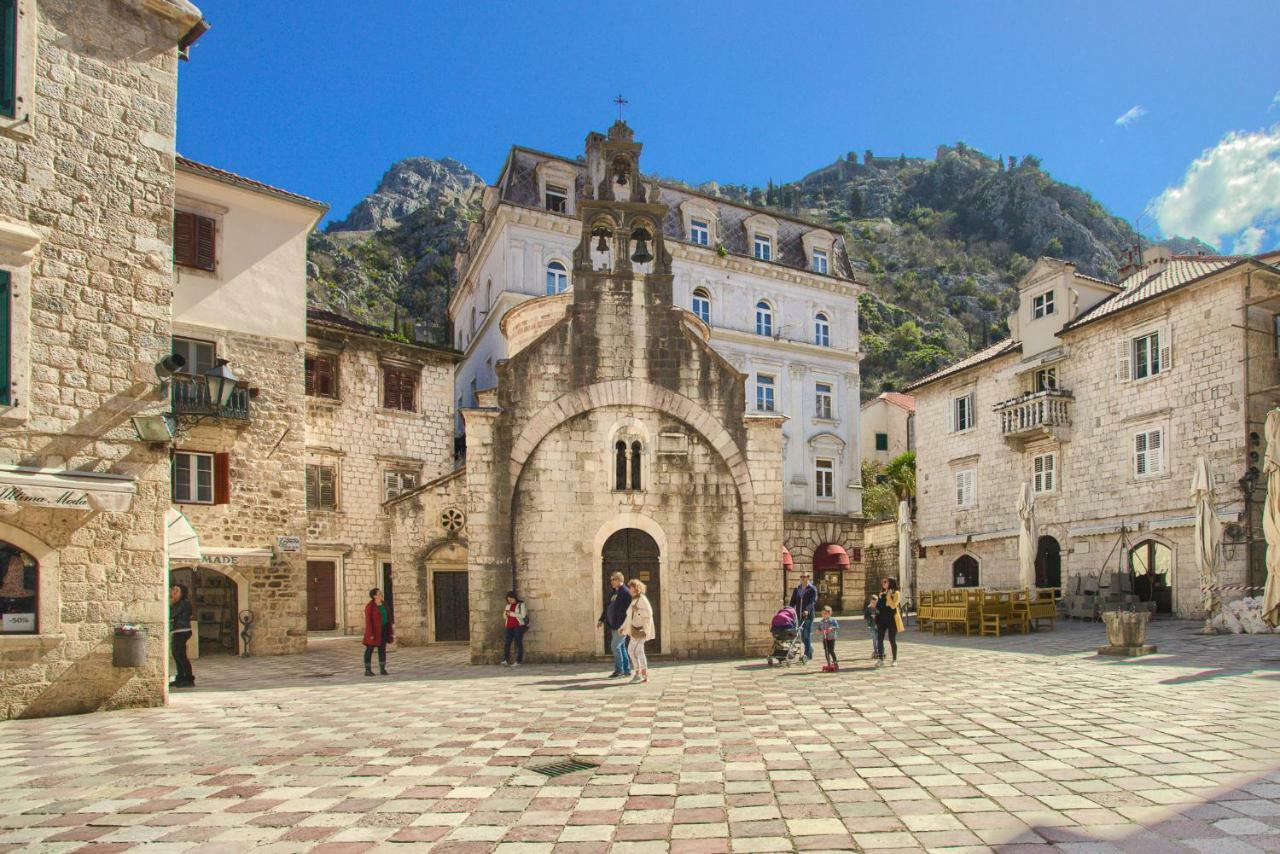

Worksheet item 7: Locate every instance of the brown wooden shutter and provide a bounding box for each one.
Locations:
[305,357,316,396]
[194,214,216,271]
[319,466,336,509]
[174,212,195,267]
[305,464,317,508]
[316,357,334,397]
[382,367,397,409]
[213,452,231,505]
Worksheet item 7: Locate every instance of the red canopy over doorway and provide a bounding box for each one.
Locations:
[813,543,850,571]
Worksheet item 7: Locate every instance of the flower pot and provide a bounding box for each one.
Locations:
[112,627,148,668]
[1102,610,1150,648]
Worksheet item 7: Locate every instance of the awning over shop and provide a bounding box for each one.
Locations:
[782,547,793,570]
[813,543,851,570]
[166,508,201,562]
[0,465,135,512]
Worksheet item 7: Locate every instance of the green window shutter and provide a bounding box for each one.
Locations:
[0,270,10,406]
[0,0,16,119]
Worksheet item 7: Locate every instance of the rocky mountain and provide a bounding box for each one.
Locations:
[305,146,1211,393]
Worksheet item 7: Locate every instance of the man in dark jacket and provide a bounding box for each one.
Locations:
[789,571,818,661]
[597,571,632,678]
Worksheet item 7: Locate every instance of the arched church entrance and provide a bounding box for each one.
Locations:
[1035,536,1062,590]
[601,529,660,652]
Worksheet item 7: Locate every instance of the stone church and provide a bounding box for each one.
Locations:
[389,123,786,661]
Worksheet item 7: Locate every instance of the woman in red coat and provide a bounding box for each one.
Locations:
[363,588,393,676]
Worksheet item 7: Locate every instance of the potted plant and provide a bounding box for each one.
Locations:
[112,621,149,668]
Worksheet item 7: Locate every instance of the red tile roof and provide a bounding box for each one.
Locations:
[176,156,328,211]
[902,339,1021,392]
[863,391,916,412]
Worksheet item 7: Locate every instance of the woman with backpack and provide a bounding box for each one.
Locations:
[502,591,528,667]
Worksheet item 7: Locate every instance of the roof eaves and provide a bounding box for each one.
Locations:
[903,341,1020,392]
[306,308,462,361]
[176,156,329,212]
[1062,257,1260,333]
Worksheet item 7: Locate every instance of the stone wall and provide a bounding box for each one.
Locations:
[782,513,867,611]
[305,319,457,632]
[385,469,467,646]
[172,327,307,655]
[863,519,900,602]
[915,269,1265,617]
[0,0,201,718]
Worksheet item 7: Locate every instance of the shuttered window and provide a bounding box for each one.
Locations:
[306,464,337,510]
[174,211,217,272]
[0,0,16,119]
[1134,429,1164,477]
[383,469,418,501]
[955,469,976,507]
[383,367,417,412]
[305,355,337,398]
[1033,452,1056,493]
[172,451,229,505]
[0,269,9,406]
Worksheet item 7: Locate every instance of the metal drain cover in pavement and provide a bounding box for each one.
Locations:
[530,759,599,778]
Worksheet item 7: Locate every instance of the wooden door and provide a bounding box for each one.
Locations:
[306,561,336,631]
[433,571,470,641]
[1035,536,1062,590]
[602,529,661,648]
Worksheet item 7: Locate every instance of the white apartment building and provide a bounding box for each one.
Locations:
[907,250,1280,618]
[861,391,915,465]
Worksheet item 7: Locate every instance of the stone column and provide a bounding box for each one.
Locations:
[742,413,787,655]
[461,406,511,663]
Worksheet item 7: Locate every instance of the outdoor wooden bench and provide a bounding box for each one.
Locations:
[927,604,970,635]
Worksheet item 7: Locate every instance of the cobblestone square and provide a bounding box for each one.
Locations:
[2,620,1278,853]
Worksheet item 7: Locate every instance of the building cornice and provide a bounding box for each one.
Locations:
[713,327,861,364]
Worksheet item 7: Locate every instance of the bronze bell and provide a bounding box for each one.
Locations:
[631,229,653,264]
[594,228,610,253]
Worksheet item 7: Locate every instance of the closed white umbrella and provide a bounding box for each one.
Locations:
[1263,410,1280,627]
[1192,456,1221,629]
[1017,481,1036,590]
[897,499,911,593]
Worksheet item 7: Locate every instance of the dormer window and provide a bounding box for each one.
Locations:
[753,233,772,261]
[812,249,828,274]
[690,219,710,246]
[1032,290,1055,319]
[544,184,568,213]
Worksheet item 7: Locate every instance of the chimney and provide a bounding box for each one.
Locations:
[1142,245,1173,276]
[1116,247,1141,280]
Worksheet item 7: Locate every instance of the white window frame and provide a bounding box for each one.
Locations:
[172,336,216,375]
[814,312,831,347]
[173,451,215,505]
[1134,428,1165,478]
[815,458,835,499]
[544,183,568,213]
[955,469,976,508]
[812,249,828,274]
[1132,331,1161,380]
[753,233,772,261]
[756,373,776,412]
[545,260,569,295]
[1032,452,1056,494]
[0,0,36,138]
[691,288,711,325]
[1034,367,1058,392]
[755,300,774,337]
[952,392,975,432]
[814,382,833,420]
[689,219,710,246]
[1032,290,1055,319]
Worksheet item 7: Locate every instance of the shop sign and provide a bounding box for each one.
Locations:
[2,613,35,632]
[0,486,90,509]
[277,536,302,553]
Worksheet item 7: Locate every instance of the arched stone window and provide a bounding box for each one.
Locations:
[0,541,40,635]
[546,260,569,295]
[1129,539,1173,613]
[613,437,645,492]
[630,441,642,490]
[692,287,711,325]
[755,300,773,337]
[952,554,979,588]
[615,441,628,491]
[814,312,831,347]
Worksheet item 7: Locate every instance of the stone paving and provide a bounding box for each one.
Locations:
[1,620,1279,853]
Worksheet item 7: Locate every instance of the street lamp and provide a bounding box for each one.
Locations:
[204,359,239,409]
[131,413,176,446]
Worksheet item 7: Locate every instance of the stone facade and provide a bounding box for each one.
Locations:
[862,519,901,603]
[909,253,1280,618]
[860,392,914,466]
[385,469,469,646]
[445,123,786,663]
[0,0,204,718]
[305,310,458,633]
[782,513,867,613]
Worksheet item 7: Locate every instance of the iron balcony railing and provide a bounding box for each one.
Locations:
[171,374,251,421]
[994,388,1072,437]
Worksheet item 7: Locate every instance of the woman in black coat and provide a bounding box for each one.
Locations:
[169,583,195,688]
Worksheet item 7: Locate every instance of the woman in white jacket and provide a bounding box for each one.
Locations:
[621,578,655,684]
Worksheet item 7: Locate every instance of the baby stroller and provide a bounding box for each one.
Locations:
[767,606,807,667]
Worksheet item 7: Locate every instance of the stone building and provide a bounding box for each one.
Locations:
[908,250,1280,618]
[166,158,326,659]
[391,122,787,660]
[450,126,867,613]
[304,309,457,634]
[0,0,206,719]
[860,391,914,466]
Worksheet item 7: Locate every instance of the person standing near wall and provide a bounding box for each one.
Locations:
[622,579,655,685]
[169,584,195,689]
[502,591,528,666]
[597,571,633,678]
[363,588,393,676]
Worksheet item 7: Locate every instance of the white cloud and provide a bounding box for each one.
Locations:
[1272,90,1280,111]
[1115,105,1147,127]
[1151,125,1280,254]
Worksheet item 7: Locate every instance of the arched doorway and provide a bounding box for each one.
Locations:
[169,566,242,655]
[1129,539,1173,614]
[1035,536,1061,590]
[952,554,979,588]
[601,529,660,651]
[813,544,849,613]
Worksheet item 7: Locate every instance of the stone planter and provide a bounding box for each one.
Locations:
[1098,610,1156,657]
[112,627,148,668]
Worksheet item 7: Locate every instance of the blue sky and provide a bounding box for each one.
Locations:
[177,1,1280,253]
